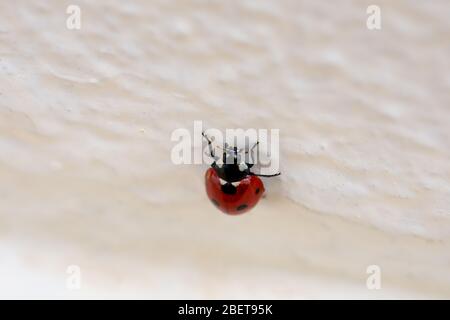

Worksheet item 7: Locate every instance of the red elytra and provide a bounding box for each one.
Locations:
[205,168,265,215]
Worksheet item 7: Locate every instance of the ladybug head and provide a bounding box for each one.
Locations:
[208,142,254,182]
[202,131,280,181]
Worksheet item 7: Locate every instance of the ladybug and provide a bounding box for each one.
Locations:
[202,132,280,215]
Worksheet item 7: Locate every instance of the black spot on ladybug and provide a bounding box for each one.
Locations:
[237,204,248,211]
[221,183,237,195]
[255,188,260,194]
[211,199,220,207]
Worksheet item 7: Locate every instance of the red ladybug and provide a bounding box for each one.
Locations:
[203,132,280,215]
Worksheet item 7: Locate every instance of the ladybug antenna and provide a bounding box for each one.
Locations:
[233,146,238,164]
[245,141,259,154]
[202,131,219,161]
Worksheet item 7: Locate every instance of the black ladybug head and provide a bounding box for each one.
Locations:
[213,161,249,183]
[210,144,253,183]
[203,131,280,181]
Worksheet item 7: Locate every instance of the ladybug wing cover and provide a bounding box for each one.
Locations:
[205,168,265,214]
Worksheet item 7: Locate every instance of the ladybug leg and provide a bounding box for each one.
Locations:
[243,140,281,178]
[243,141,258,165]
[202,131,219,161]
[249,172,281,177]
[245,141,259,154]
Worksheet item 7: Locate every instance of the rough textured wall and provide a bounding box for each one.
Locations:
[0,0,449,298]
